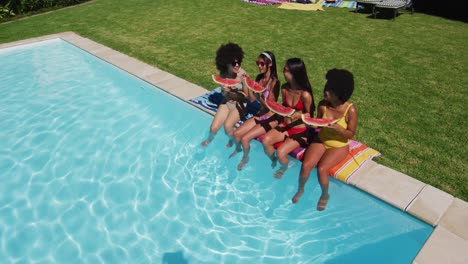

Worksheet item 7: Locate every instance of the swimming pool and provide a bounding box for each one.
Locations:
[0,38,432,263]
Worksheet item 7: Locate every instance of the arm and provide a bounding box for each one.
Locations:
[267,78,280,102]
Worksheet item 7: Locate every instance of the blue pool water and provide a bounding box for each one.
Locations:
[0,39,432,263]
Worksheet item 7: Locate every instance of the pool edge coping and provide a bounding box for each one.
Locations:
[2,32,467,264]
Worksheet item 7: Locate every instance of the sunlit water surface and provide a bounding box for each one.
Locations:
[0,39,432,263]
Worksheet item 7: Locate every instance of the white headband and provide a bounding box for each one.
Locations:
[262,52,272,62]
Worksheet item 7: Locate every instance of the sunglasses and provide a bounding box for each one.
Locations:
[231,60,241,67]
[256,61,267,67]
[283,67,290,73]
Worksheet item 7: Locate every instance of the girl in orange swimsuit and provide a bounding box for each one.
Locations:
[291,68,357,211]
[261,58,315,179]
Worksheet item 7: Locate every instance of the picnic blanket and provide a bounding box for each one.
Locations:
[278,2,324,11]
[322,0,357,8]
[242,0,290,6]
[190,89,380,183]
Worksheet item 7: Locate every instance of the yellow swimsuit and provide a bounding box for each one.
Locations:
[318,103,353,148]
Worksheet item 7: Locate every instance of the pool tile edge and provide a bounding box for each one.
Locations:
[413,226,468,264]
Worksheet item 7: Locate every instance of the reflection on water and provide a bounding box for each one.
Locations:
[0,39,432,264]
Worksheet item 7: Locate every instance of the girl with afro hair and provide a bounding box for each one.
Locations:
[292,68,357,211]
[201,43,252,147]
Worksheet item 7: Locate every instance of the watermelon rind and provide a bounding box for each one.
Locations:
[265,99,295,117]
[245,77,266,93]
[301,114,339,127]
[212,74,240,87]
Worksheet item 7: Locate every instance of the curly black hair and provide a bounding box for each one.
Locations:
[215,43,244,76]
[324,68,354,103]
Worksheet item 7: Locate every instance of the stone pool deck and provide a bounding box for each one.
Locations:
[1,32,467,264]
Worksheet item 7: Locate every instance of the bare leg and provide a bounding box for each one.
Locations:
[274,138,301,179]
[201,104,229,146]
[223,108,240,148]
[262,128,287,168]
[236,124,267,170]
[292,141,326,203]
[229,118,256,158]
[315,145,349,211]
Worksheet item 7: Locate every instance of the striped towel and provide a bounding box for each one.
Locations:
[189,87,221,113]
[322,0,357,8]
[242,0,291,6]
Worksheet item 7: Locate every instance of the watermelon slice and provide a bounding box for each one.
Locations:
[245,77,266,93]
[212,74,240,87]
[301,114,339,127]
[265,99,295,117]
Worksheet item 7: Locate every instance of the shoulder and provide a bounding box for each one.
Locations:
[318,99,328,107]
[318,100,328,111]
[347,103,357,114]
[301,90,313,100]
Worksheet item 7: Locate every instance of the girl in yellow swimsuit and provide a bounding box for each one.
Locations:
[292,68,358,211]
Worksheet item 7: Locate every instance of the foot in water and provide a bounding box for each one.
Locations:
[237,157,249,171]
[274,166,288,179]
[201,138,212,147]
[317,194,330,211]
[270,155,277,169]
[225,139,233,149]
[292,190,304,204]
[228,148,242,159]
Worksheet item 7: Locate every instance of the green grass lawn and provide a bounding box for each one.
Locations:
[1,0,467,201]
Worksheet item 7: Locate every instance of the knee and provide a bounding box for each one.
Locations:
[317,165,329,177]
[301,160,315,174]
[262,134,274,146]
[233,129,242,140]
[210,123,220,133]
[276,148,289,161]
[224,125,234,135]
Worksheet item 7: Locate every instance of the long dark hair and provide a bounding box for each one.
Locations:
[285,58,315,113]
[256,51,278,81]
[256,51,279,101]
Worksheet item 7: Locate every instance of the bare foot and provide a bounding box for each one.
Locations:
[274,166,287,179]
[292,190,304,204]
[228,148,242,159]
[201,139,212,147]
[225,139,233,149]
[317,194,330,211]
[237,157,249,171]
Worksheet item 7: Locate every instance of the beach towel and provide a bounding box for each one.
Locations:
[322,0,357,8]
[242,0,290,6]
[278,2,324,11]
[190,90,380,183]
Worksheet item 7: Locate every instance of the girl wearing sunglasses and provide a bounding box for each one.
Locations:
[201,43,250,147]
[262,58,315,179]
[229,51,281,170]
